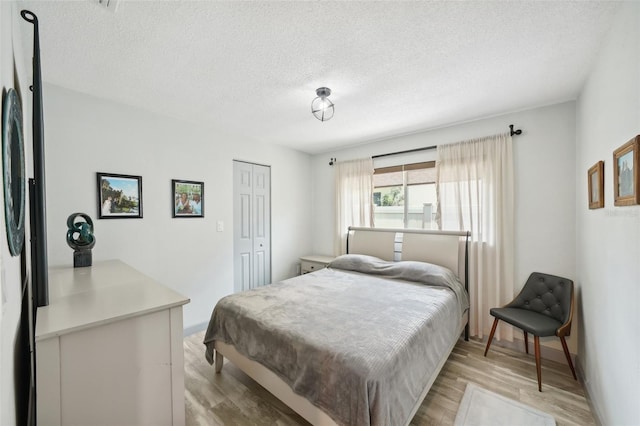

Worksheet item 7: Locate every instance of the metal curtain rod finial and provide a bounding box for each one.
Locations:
[329,157,336,166]
[509,124,522,136]
[21,10,37,24]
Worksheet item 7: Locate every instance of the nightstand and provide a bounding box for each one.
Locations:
[300,255,335,274]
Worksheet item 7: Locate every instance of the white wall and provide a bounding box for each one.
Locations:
[575,2,640,425]
[43,84,313,331]
[311,101,578,353]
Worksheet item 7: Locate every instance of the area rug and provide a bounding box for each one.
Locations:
[454,383,556,426]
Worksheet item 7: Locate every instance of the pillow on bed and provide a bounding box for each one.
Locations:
[329,254,459,289]
[328,254,389,271]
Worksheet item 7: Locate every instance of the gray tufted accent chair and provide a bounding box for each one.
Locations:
[483,272,577,391]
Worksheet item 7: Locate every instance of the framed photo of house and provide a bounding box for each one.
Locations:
[588,161,604,209]
[172,179,204,218]
[613,135,640,206]
[97,173,143,219]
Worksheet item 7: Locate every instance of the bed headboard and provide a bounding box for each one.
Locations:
[346,226,470,284]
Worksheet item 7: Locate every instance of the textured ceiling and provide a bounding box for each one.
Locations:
[17,1,620,154]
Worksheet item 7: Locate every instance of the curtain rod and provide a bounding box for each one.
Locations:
[370,124,522,160]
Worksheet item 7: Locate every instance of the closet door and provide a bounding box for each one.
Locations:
[233,161,271,292]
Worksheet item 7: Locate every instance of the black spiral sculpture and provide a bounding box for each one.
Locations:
[66,213,95,268]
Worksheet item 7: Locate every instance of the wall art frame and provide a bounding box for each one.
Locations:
[2,88,26,256]
[97,172,143,218]
[587,161,604,209]
[613,135,640,206]
[172,179,204,218]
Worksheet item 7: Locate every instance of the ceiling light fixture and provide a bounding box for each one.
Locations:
[311,87,334,122]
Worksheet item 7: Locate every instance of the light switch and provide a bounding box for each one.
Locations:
[216,221,224,232]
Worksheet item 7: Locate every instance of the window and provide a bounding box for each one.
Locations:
[372,161,437,229]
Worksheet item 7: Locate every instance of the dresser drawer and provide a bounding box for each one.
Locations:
[299,255,335,275]
[301,260,326,274]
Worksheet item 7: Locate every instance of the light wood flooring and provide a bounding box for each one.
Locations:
[184,331,595,425]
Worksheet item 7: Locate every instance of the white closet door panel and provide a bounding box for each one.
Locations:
[240,194,251,239]
[252,164,271,286]
[234,161,255,292]
[240,252,251,291]
[254,250,266,288]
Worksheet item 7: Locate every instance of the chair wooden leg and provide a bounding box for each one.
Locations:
[523,330,529,354]
[484,318,499,357]
[534,335,542,392]
[559,335,577,380]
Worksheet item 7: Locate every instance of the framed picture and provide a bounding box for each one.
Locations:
[2,89,26,256]
[613,135,640,206]
[587,161,604,209]
[97,173,143,219]
[172,179,204,218]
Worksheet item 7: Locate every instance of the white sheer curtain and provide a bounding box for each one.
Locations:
[436,133,515,341]
[334,158,374,255]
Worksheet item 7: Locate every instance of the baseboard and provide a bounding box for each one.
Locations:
[575,355,604,426]
[183,321,208,337]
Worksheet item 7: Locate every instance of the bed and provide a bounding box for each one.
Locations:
[204,227,470,426]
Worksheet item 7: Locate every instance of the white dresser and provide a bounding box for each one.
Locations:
[35,260,190,426]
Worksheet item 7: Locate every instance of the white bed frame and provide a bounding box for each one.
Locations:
[214,227,470,426]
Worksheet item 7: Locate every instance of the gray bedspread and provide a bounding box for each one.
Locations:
[204,255,468,426]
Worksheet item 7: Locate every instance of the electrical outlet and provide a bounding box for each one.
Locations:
[216,221,224,232]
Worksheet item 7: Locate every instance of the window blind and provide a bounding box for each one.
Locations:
[373,161,436,187]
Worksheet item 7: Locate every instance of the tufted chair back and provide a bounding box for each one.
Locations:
[506,272,573,325]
